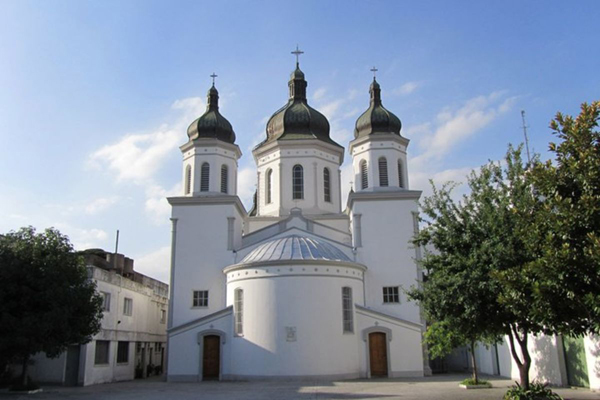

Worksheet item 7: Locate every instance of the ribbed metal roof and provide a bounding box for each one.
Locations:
[240,235,351,264]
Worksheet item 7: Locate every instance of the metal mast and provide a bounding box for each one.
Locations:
[521,110,531,164]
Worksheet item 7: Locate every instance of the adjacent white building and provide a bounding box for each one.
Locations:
[25,250,169,386]
[166,60,430,381]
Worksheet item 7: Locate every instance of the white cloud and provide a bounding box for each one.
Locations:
[393,81,419,96]
[237,166,257,210]
[144,183,181,225]
[312,87,327,101]
[134,246,171,284]
[410,166,474,200]
[84,196,120,215]
[53,222,109,250]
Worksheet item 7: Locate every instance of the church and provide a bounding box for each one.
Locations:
[165,54,430,381]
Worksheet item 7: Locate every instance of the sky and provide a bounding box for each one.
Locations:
[1,0,598,283]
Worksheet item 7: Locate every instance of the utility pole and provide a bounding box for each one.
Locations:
[521,110,532,164]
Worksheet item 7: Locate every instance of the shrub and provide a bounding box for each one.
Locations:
[504,381,562,400]
[461,377,490,386]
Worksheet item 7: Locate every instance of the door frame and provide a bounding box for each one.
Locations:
[197,329,226,381]
[362,326,392,378]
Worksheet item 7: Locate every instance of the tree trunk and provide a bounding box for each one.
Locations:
[507,325,531,390]
[20,355,29,387]
[470,341,479,384]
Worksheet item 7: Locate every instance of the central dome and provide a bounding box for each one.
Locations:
[258,65,341,148]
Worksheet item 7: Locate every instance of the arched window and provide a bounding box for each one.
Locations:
[323,168,331,203]
[360,160,368,190]
[234,288,243,336]
[292,165,304,200]
[378,157,388,187]
[185,165,192,194]
[266,169,273,204]
[200,162,210,192]
[342,287,353,333]
[398,160,404,188]
[220,164,228,194]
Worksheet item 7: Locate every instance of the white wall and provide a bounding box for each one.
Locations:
[181,141,241,196]
[350,136,408,191]
[584,335,600,390]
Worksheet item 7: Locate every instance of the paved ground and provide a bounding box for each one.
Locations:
[2,374,599,400]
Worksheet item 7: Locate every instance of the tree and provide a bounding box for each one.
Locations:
[409,145,588,391]
[0,227,103,387]
[530,101,600,334]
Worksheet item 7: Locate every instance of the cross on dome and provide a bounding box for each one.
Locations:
[291,45,304,67]
[210,72,218,86]
[370,66,378,80]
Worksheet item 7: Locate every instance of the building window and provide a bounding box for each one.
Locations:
[160,309,166,324]
[193,290,209,307]
[360,160,368,190]
[266,169,272,204]
[117,341,129,363]
[378,157,388,187]
[234,288,243,336]
[342,287,354,333]
[100,291,110,312]
[220,164,228,194]
[383,286,400,303]
[292,164,304,200]
[185,165,192,194]
[94,340,110,365]
[200,162,210,192]
[123,297,133,316]
[323,168,331,202]
[398,161,404,188]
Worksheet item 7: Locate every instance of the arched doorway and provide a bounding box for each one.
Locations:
[202,335,220,380]
[369,332,388,377]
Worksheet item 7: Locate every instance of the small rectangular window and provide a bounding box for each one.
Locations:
[383,286,400,303]
[94,340,110,365]
[234,289,243,336]
[101,292,111,312]
[160,309,166,324]
[117,341,129,363]
[123,297,133,316]
[342,287,354,333]
[193,290,209,307]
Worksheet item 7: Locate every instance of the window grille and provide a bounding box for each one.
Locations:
[378,157,388,187]
[383,286,400,303]
[94,340,110,365]
[292,165,304,199]
[234,288,243,336]
[266,169,272,204]
[117,341,129,363]
[200,163,210,192]
[220,164,228,194]
[324,168,331,202]
[342,287,354,333]
[398,161,404,188]
[185,165,192,194]
[360,160,368,190]
[193,290,209,307]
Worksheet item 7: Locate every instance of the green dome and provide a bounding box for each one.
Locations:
[354,78,402,139]
[187,85,236,144]
[258,65,341,148]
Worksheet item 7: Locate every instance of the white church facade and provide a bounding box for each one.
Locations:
[166,59,430,381]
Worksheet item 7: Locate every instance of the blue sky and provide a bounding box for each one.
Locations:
[1,0,598,282]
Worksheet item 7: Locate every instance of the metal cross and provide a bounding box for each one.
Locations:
[370,66,378,79]
[291,45,304,66]
[210,72,218,86]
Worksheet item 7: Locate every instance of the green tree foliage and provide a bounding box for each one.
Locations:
[531,101,600,334]
[0,227,104,386]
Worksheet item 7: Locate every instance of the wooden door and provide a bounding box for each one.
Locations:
[369,332,388,377]
[202,335,220,380]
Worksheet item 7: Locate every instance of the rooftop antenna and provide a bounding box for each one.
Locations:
[521,110,532,164]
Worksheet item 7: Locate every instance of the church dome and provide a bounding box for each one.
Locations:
[258,64,341,148]
[354,78,402,139]
[187,85,236,144]
[240,235,351,265]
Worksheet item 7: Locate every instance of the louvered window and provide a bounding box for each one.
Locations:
[342,287,354,333]
[234,288,243,336]
[378,157,388,187]
[398,161,404,188]
[185,165,192,194]
[266,169,272,204]
[200,163,210,192]
[220,164,228,194]
[360,160,368,190]
[324,168,331,202]
[293,165,304,199]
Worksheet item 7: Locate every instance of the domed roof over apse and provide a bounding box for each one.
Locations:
[240,235,351,264]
